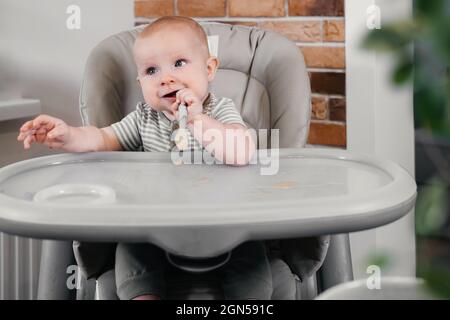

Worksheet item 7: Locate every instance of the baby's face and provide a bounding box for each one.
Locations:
[134,27,216,113]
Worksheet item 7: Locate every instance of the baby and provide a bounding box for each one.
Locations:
[18,16,272,300]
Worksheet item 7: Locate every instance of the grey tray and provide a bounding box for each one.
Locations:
[0,148,417,257]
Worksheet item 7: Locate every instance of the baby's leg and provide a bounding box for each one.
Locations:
[115,243,167,300]
[219,241,273,300]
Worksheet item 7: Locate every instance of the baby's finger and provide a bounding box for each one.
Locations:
[181,92,198,106]
[17,131,28,141]
[17,131,26,141]
[23,134,36,149]
[19,120,34,133]
[17,129,36,141]
[175,89,184,100]
[35,127,49,143]
[32,114,57,131]
[176,89,191,104]
[185,95,195,105]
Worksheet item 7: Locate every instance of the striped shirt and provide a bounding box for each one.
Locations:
[111,93,246,152]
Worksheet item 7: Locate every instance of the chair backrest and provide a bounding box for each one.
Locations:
[79,23,311,148]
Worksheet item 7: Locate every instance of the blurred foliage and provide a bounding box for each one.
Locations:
[367,252,390,270]
[416,177,448,236]
[417,242,450,299]
[420,267,450,299]
[362,0,450,298]
[363,0,450,137]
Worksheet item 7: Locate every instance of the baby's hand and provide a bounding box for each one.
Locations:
[17,114,71,150]
[174,88,203,120]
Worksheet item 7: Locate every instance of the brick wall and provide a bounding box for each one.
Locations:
[135,0,346,147]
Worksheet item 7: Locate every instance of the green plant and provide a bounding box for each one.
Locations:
[362,0,450,299]
[363,0,450,137]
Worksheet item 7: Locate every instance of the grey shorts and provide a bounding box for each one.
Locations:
[115,241,273,300]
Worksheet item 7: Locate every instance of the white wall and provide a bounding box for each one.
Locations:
[0,0,134,299]
[346,0,416,279]
[0,0,134,166]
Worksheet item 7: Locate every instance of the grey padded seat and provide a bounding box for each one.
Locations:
[37,23,353,300]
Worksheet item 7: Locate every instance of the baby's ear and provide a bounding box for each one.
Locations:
[206,56,219,82]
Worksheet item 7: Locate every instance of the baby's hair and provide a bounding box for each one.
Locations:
[137,16,210,57]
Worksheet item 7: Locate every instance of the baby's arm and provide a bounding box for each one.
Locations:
[187,114,256,166]
[17,114,122,152]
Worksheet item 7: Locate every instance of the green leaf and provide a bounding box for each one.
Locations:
[362,30,406,51]
[416,177,448,236]
[418,264,450,299]
[393,60,414,84]
[362,21,418,52]
[415,0,446,19]
[366,252,390,270]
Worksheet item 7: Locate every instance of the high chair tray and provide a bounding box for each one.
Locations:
[0,148,416,257]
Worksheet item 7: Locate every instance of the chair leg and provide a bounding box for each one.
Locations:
[37,240,77,300]
[297,274,318,300]
[318,234,354,292]
[76,273,97,300]
[95,269,118,300]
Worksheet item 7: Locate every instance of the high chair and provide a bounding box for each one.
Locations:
[36,23,354,300]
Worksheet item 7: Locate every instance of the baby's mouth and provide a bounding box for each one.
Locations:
[162,90,179,99]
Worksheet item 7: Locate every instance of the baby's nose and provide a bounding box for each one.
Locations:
[160,74,176,86]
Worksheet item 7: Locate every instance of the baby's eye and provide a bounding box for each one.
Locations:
[146,67,157,76]
[174,59,187,68]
